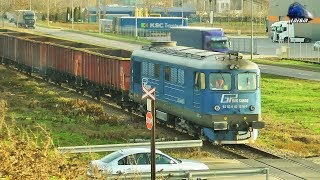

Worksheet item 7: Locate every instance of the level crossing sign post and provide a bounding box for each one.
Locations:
[141,85,156,180]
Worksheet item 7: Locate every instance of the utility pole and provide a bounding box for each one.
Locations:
[181,0,184,25]
[251,0,253,60]
[47,0,50,26]
[29,0,32,10]
[1,0,3,28]
[96,0,101,32]
[72,0,74,30]
[102,0,106,19]
[135,0,138,37]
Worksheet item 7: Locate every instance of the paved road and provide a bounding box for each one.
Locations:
[258,64,320,81]
[10,26,319,81]
[34,27,141,50]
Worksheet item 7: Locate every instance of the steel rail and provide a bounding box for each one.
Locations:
[214,145,309,180]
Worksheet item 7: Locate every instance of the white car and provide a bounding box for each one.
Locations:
[314,41,320,51]
[87,148,209,177]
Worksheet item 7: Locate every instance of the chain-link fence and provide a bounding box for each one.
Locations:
[276,41,320,63]
[229,37,258,54]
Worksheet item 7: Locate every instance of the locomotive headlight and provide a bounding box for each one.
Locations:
[214,105,220,111]
[249,105,256,111]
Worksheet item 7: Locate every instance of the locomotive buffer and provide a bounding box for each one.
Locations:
[142,85,156,180]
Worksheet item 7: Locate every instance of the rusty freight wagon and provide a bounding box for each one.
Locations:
[0,29,132,104]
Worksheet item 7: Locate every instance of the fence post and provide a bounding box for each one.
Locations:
[265,168,269,180]
[299,42,302,60]
[318,48,319,62]
[305,42,307,60]
[237,38,240,52]
[293,41,296,58]
[232,38,234,51]
[244,38,246,53]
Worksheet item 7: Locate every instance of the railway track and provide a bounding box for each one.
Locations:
[3,65,320,179]
[206,144,320,179]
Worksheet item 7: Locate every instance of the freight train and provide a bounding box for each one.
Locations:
[0,29,265,144]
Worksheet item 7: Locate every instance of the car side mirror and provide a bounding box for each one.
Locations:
[170,160,175,164]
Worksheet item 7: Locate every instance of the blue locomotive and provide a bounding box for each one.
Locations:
[129,42,265,144]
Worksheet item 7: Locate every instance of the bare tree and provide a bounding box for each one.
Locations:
[140,0,172,16]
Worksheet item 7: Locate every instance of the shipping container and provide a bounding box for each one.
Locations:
[113,17,188,34]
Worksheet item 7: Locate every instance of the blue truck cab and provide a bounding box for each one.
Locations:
[170,26,230,53]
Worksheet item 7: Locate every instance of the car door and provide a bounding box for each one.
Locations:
[154,153,181,172]
[115,155,136,174]
[115,153,150,174]
[134,153,150,173]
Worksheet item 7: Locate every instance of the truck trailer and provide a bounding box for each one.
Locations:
[170,26,229,53]
[271,21,311,43]
[113,17,188,36]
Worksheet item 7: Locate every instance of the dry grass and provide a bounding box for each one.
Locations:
[0,100,87,179]
[257,120,320,157]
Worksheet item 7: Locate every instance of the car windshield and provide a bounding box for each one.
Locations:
[101,151,122,163]
[24,15,34,20]
[209,73,231,90]
[238,73,257,90]
[208,38,229,49]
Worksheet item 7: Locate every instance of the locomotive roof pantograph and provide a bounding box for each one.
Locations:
[136,45,258,70]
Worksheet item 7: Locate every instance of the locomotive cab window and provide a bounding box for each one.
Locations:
[238,73,257,90]
[209,73,231,90]
[194,72,205,90]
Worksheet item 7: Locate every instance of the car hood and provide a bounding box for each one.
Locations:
[179,159,209,170]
